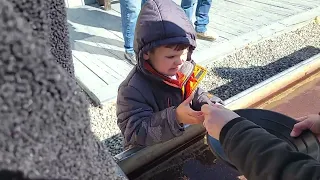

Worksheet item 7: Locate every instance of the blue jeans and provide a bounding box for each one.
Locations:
[120,0,146,54]
[181,0,212,33]
[207,135,229,161]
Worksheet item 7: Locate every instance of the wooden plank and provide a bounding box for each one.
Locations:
[82,35,125,59]
[224,0,292,17]
[68,21,125,59]
[210,12,254,29]
[263,0,314,10]
[210,23,246,36]
[293,0,320,7]
[76,40,132,75]
[209,14,257,32]
[90,52,132,79]
[72,43,121,84]
[227,30,263,50]
[255,22,287,39]
[193,40,237,64]
[212,10,269,27]
[213,11,273,27]
[72,40,132,81]
[196,37,228,53]
[73,56,117,105]
[209,21,246,36]
[69,28,130,83]
[275,0,317,9]
[111,0,121,14]
[208,25,238,39]
[216,0,285,22]
[245,0,300,15]
[65,0,85,8]
[195,36,226,52]
[250,0,306,12]
[67,5,121,28]
[67,5,123,39]
[279,6,320,27]
[195,39,211,50]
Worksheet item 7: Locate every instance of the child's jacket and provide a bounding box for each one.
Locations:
[116,0,223,148]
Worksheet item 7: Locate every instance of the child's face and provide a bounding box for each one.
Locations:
[144,46,189,76]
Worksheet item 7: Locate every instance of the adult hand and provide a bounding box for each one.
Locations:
[207,93,225,106]
[291,113,320,141]
[201,104,239,140]
[176,93,204,124]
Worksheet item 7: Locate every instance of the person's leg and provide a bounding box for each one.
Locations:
[194,0,218,41]
[180,0,196,22]
[141,0,147,7]
[120,0,141,64]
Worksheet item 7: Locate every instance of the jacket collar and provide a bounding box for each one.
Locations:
[143,60,195,88]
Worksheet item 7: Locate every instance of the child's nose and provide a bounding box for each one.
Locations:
[175,57,183,65]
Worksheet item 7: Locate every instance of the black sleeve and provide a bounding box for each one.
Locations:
[220,117,320,180]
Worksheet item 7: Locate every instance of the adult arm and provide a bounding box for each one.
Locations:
[220,118,320,180]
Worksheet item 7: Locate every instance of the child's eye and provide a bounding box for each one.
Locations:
[166,56,175,59]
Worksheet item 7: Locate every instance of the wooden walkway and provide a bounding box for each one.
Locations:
[67,0,320,105]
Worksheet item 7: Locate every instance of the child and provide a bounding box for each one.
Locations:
[116,0,223,149]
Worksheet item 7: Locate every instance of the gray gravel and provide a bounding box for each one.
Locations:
[89,21,320,156]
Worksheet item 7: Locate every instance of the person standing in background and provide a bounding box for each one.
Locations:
[181,0,218,41]
[120,0,146,65]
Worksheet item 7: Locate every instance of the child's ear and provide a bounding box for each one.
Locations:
[143,52,150,60]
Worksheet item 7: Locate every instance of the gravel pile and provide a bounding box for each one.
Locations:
[201,22,320,99]
[89,21,320,156]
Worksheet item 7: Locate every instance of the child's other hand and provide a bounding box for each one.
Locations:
[291,113,320,141]
[176,93,204,124]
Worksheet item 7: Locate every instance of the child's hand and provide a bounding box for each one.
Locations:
[176,93,204,124]
[291,113,320,141]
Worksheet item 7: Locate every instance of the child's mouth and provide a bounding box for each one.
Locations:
[170,67,179,71]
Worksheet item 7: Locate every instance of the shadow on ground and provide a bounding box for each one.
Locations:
[67,6,122,32]
[209,46,320,100]
[66,5,127,60]
[67,22,125,61]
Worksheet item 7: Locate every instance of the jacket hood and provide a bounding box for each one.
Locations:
[134,0,197,80]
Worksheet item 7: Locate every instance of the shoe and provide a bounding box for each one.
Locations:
[196,30,219,41]
[124,52,137,65]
